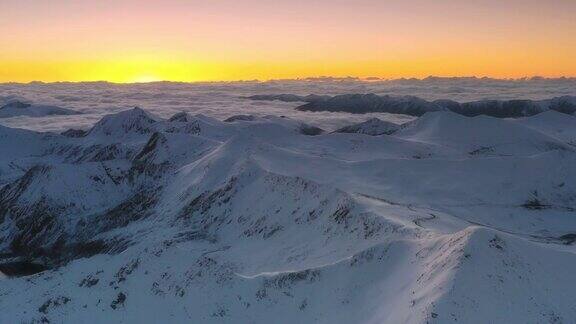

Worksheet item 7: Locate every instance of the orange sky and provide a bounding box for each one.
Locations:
[1,0,575,82]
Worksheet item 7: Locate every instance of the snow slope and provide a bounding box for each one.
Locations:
[0,108,575,323]
[395,111,571,156]
[515,110,576,145]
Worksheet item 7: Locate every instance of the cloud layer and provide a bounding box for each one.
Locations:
[0,77,575,132]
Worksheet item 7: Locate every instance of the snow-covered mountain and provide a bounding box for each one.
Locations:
[1,108,575,323]
[0,100,81,118]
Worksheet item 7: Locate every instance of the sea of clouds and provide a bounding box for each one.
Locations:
[1,77,575,132]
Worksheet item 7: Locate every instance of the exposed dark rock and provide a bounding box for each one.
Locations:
[334,118,399,136]
[559,233,576,245]
[110,292,126,310]
[0,261,47,277]
[522,197,551,210]
[299,124,324,136]
[224,115,257,122]
[60,129,87,138]
[38,296,70,314]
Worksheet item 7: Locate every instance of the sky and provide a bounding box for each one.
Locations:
[0,0,575,83]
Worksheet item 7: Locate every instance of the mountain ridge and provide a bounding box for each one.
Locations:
[0,108,575,323]
[248,93,576,118]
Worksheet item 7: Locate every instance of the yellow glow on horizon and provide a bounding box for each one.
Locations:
[1,53,574,84]
[127,75,160,83]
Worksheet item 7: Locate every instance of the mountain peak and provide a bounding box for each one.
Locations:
[168,112,192,122]
[88,107,160,137]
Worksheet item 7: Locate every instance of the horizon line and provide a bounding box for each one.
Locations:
[2,75,576,85]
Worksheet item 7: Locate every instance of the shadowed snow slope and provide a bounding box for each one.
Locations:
[395,111,572,156]
[0,107,576,323]
[515,110,576,145]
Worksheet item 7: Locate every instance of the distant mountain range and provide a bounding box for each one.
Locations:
[248,93,576,118]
